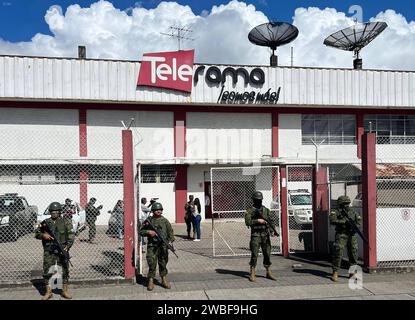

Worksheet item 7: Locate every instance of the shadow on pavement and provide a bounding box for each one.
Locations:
[291,268,332,279]
[215,268,251,280]
[91,251,123,277]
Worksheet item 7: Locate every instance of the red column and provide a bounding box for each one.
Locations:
[175,165,188,223]
[174,111,186,157]
[280,166,289,257]
[312,166,329,254]
[272,111,279,158]
[362,133,377,271]
[357,114,364,159]
[122,130,135,279]
[79,109,88,208]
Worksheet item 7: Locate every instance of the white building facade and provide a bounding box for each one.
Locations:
[0,54,414,226]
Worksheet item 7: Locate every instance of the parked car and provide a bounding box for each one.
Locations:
[270,189,313,229]
[37,202,86,235]
[0,193,38,241]
[288,189,313,229]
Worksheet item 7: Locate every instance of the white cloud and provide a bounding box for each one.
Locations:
[0,1,414,70]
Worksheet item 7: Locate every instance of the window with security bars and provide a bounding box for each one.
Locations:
[141,165,175,183]
[364,115,415,144]
[301,114,356,145]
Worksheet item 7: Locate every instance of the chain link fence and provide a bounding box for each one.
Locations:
[375,136,415,268]
[0,161,125,284]
[286,166,314,253]
[210,166,281,257]
[327,163,363,260]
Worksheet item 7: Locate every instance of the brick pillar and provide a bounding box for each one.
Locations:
[122,130,135,279]
[362,132,377,271]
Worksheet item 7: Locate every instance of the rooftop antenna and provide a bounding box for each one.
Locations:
[323,21,388,70]
[248,21,299,67]
[161,25,194,51]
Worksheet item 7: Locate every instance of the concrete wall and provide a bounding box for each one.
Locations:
[139,183,175,223]
[0,108,79,159]
[87,110,174,161]
[186,112,272,162]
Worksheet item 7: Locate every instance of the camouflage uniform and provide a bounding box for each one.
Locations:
[245,206,275,268]
[140,215,174,279]
[329,198,362,274]
[35,217,74,283]
[85,200,101,240]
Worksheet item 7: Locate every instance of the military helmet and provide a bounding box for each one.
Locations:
[251,191,263,200]
[151,202,163,211]
[49,202,62,212]
[337,195,351,205]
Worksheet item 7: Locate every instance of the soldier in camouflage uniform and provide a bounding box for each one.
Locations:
[245,191,277,282]
[35,202,74,300]
[329,195,362,282]
[85,197,102,243]
[140,202,175,291]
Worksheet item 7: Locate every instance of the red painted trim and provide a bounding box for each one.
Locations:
[122,130,135,279]
[174,111,186,157]
[3,100,415,115]
[362,133,377,270]
[357,114,364,159]
[312,167,329,254]
[280,166,289,257]
[175,165,188,223]
[79,170,88,209]
[272,111,279,158]
[79,109,87,157]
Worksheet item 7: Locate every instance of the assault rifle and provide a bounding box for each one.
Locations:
[40,221,73,267]
[255,208,280,237]
[340,208,369,247]
[144,218,178,258]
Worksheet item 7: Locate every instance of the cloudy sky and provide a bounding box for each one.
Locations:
[0,0,414,70]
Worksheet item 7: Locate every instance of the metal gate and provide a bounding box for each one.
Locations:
[286,165,314,253]
[210,166,281,257]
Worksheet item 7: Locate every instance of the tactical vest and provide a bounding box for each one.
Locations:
[249,207,269,233]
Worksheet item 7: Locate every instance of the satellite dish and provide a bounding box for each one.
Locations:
[248,21,299,67]
[323,21,388,69]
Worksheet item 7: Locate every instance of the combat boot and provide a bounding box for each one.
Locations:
[249,267,256,282]
[331,271,338,282]
[61,283,72,299]
[265,267,277,281]
[147,278,154,291]
[42,284,53,300]
[161,276,171,289]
